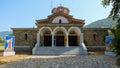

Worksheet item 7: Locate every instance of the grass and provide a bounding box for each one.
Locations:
[0,41,30,65]
[0,42,4,46]
[0,61,6,65]
[0,42,4,50]
[0,46,4,50]
[0,55,29,65]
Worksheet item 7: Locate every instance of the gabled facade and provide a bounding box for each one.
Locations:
[12,6,87,55]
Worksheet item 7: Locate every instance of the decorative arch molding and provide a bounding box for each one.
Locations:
[68,27,81,35]
[53,26,68,35]
[52,16,69,23]
[52,26,68,47]
[37,27,52,46]
[36,26,83,47]
[38,27,52,35]
[68,27,82,46]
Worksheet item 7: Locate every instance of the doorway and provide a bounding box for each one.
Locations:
[56,36,64,46]
[69,36,78,46]
[44,36,52,46]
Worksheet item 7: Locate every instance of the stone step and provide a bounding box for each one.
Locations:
[32,46,87,55]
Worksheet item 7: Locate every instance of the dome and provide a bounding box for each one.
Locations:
[52,6,70,14]
[84,18,117,28]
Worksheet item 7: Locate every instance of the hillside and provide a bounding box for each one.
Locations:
[0,31,12,37]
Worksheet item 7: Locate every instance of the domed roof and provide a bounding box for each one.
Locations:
[84,18,117,28]
[52,6,70,14]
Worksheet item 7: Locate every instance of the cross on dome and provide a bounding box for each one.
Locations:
[52,6,70,14]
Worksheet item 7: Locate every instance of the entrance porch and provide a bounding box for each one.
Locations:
[32,26,88,55]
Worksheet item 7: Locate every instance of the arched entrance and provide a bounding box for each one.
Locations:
[55,30,65,46]
[53,27,67,47]
[43,30,52,46]
[68,27,81,46]
[38,27,52,46]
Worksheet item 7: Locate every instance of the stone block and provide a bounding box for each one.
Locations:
[3,51,15,56]
[105,51,116,57]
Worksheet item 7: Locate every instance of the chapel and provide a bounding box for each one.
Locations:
[12,6,116,55]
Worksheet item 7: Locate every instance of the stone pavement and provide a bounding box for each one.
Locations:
[0,55,119,68]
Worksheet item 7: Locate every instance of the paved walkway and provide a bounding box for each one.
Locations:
[0,55,119,68]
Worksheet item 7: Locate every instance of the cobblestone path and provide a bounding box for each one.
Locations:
[0,55,119,68]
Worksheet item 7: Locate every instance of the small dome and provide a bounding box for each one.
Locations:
[52,6,70,14]
[84,18,117,28]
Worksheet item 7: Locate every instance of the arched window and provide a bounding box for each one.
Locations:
[52,16,69,23]
[93,33,97,40]
[59,19,62,23]
[25,33,28,40]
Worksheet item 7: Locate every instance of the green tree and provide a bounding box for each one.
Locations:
[0,37,4,43]
[111,19,120,54]
[102,0,120,18]
[0,37,4,46]
[102,0,120,66]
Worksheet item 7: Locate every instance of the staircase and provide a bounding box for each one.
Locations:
[32,43,88,55]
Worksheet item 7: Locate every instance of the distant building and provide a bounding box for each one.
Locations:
[12,6,116,54]
[84,18,116,50]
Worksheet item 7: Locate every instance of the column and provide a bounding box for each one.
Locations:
[66,34,69,47]
[40,34,43,46]
[78,35,80,46]
[35,32,40,48]
[52,34,54,47]
[37,32,40,47]
[80,33,83,45]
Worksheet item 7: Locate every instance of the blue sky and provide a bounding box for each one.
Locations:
[0,0,112,32]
